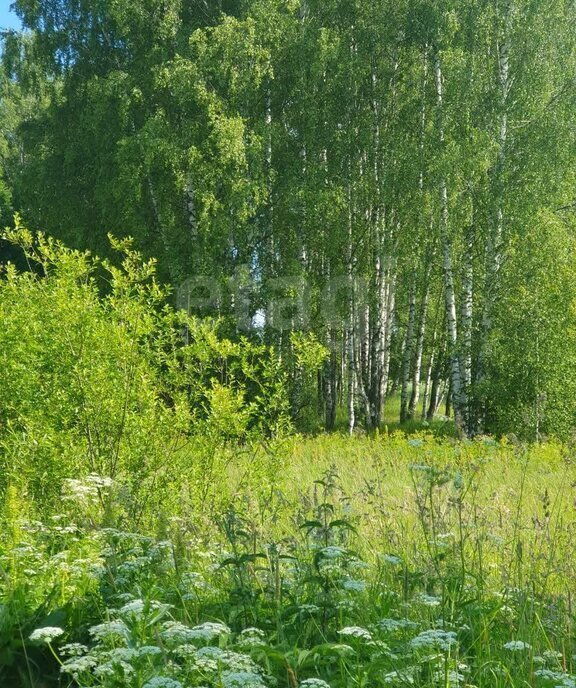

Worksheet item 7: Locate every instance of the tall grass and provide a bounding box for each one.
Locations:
[3,433,576,687]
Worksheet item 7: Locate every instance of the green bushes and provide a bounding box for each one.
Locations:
[0,221,291,519]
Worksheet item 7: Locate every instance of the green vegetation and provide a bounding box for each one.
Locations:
[3,0,576,438]
[2,0,576,685]
[2,232,576,687]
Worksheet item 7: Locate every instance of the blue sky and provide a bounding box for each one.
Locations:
[0,3,21,31]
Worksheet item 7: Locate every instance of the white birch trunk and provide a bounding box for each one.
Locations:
[400,282,417,423]
[477,0,512,409]
[435,51,465,431]
[421,327,437,422]
[409,272,430,419]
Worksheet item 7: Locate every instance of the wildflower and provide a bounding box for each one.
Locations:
[187,621,231,641]
[162,620,230,646]
[499,605,515,616]
[143,679,183,688]
[534,669,576,687]
[318,546,346,559]
[330,644,354,655]
[161,621,198,645]
[383,669,415,684]
[89,620,129,642]
[338,626,373,642]
[300,679,332,688]
[189,654,219,673]
[195,646,227,659]
[94,661,131,678]
[379,618,419,633]
[299,604,320,614]
[336,600,357,613]
[60,643,88,657]
[383,554,403,565]
[138,645,163,657]
[410,629,458,652]
[433,669,465,685]
[192,646,260,674]
[237,627,266,648]
[414,593,442,607]
[29,626,65,644]
[107,647,138,663]
[221,671,267,687]
[60,655,98,679]
[118,598,145,617]
[342,578,367,592]
[503,640,531,651]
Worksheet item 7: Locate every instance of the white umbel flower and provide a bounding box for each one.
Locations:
[29,627,65,644]
[503,640,531,651]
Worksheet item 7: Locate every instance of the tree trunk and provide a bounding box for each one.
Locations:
[460,222,474,432]
[409,265,431,419]
[435,51,466,432]
[400,281,417,423]
[476,0,512,429]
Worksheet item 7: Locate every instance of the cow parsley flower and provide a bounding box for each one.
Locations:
[237,627,266,648]
[433,670,465,685]
[414,593,442,607]
[60,655,98,678]
[300,679,332,688]
[410,629,458,652]
[383,669,415,685]
[319,546,347,559]
[106,647,138,663]
[534,669,576,687]
[379,618,419,633]
[299,604,320,614]
[188,655,219,672]
[383,554,403,565]
[221,671,266,687]
[143,679,183,688]
[503,640,531,651]
[94,661,132,678]
[29,627,65,644]
[138,645,163,657]
[188,621,231,641]
[342,578,367,592]
[89,620,129,642]
[118,599,145,617]
[338,626,373,642]
[60,643,88,657]
[161,621,198,645]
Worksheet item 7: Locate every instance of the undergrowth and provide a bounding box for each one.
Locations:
[3,436,576,687]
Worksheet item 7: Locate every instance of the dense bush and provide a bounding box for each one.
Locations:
[0,221,291,520]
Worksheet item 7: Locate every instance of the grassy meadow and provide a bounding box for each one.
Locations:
[4,430,576,688]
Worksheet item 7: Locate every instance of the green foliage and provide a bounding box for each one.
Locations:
[484,211,576,440]
[3,0,576,437]
[0,222,291,518]
[3,433,576,686]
